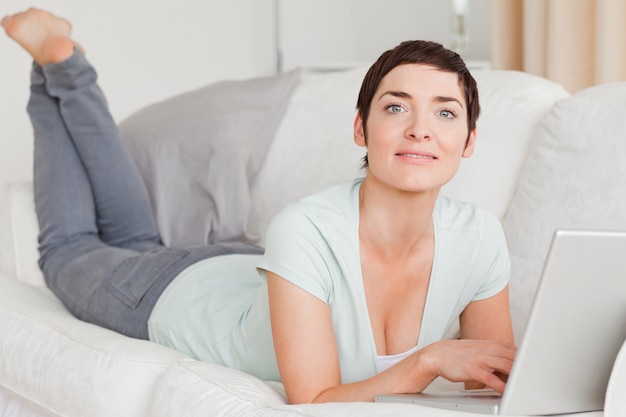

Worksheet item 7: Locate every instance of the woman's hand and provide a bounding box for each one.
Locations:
[417,339,517,393]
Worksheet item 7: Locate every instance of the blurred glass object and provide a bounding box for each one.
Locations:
[451,0,469,56]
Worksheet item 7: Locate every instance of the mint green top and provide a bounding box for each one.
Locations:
[148,179,510,383]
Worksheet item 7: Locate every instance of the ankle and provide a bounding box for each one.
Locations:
[42,36,76,65]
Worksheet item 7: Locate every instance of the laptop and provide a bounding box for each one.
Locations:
[375,229,626,415]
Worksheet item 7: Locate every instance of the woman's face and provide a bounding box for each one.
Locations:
[354,63,475,195]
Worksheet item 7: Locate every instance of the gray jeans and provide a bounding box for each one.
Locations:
[29,50,262,340]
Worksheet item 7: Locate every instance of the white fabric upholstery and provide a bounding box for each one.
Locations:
[148,360,290,417]
[0,389,51,417]
[503,82,626,342]
[605,339,626,417]
[0,182,43,287]
[0,185,16,280]
[0,276,187,416]
[245,66,368,244]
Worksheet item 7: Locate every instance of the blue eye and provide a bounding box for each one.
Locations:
[386,104,404,113]
[439,109,455,118]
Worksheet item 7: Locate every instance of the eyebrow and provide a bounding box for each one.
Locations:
[378,91,464,108]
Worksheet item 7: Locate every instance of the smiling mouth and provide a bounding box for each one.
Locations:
[396,153,437,160]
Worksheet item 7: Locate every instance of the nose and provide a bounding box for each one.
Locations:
[405,113,431,141]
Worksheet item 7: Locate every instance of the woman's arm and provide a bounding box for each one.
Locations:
[268,273,516,404]
[460,284,514,342]
[267,272,436,403]
[458,285,516,390]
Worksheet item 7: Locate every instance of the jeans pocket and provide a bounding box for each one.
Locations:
[106,248,190,309]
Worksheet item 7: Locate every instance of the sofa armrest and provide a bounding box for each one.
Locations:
[148,359,288,417]
[0,182,44,286]
[0,277,187,417]
[0,184,17,279]
[605,338,626,417]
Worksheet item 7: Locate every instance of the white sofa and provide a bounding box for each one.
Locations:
[1,66,625,417]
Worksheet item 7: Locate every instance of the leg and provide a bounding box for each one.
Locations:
[5,8,102,260]
[43,51,161,247]
[27,61,190,338]
[28,62,98,267]
[5,9,162,338]
[26,59,152,337]
[4,8,159,247]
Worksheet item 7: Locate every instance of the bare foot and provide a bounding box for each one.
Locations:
[1,8,80,65]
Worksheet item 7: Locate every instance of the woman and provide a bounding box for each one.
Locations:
[2,8,515,404]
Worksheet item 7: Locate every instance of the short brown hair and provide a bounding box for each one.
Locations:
[356,40,480,166]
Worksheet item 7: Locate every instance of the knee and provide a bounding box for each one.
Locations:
[38,235,104,286]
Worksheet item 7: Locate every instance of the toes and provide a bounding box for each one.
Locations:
[1,15,14,30]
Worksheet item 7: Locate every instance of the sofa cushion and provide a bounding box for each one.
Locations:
[244,67,368,244]
[0,277,187,417]
[119,69,301,247]
[503,82,626,342]
[443,70,569,219]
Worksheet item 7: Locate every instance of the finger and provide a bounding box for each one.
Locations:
[476,343,516,374]
[477,370,508,394]
[483,355,514,376]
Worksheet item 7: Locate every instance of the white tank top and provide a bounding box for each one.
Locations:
[376,344,420,372]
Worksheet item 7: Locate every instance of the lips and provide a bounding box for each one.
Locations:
[395,152,436,160]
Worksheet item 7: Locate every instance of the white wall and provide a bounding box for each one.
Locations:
[278,0,490,71]
[1,0,490,185]
[0,0,276,184]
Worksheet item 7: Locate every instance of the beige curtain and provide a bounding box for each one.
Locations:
[490,0,626,93]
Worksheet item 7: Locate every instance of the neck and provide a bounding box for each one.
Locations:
[358,177,438,257]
